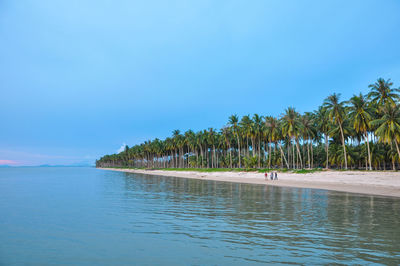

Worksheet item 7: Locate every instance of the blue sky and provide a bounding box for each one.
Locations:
[1,0,400,166]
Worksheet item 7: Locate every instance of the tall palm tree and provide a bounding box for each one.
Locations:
[315,106,331,169]
[371,103,400,162]
[171,130,181,167]
[324,93,348,169]
[253,114,263,167]
[281,107,303,169]
[300,112,316,168]
[208,128,217,168]
[347,93,374,170]
[229,115,241,168]
[368,78,399,107]
[240,115,252,157]
[184,130,196,168]
[265,116,289,168]
[221,126,233,168]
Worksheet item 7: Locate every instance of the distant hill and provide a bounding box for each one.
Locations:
[0,164,94,168]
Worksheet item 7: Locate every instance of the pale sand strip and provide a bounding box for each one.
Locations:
[100,168,400,198]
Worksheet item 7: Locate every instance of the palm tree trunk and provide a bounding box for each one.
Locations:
[251,138,255,157]
[364,132,372,171]
[206,146,209,168]
[394,140,400,164]
[268,142,272,168]
[307,139,310,168]
[258,137,261,168]
[325,134,329,169]
[292,141,295,169]
[246,137,249,157]
[310,141,314,168]
[213,145,216,169]
[296,139,303,168]
[339,124,348,169]
[279,142,289,168]
[237,134,241,168]
[264,141,267,161]
[211,146,214,168]
[229,143,232,168]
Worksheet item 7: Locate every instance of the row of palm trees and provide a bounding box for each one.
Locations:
[96,78,400,171]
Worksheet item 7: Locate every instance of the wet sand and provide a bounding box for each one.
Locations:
[101,168,400,198]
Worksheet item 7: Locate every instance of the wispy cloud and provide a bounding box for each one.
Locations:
[0,159,18,165]
[117,143,127,153]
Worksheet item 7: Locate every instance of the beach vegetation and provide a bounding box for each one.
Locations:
[97,78,400,171]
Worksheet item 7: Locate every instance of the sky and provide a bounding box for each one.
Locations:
[1,0,400,166]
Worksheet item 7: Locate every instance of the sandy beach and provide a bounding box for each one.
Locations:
[101,168,400,198]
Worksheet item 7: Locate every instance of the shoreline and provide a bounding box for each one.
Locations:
[100,168,400,198]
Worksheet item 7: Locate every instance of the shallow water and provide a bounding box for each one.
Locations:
[0,167,399,265]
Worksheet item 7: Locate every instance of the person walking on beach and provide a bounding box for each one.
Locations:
[274,171,278,180]
[264,172,268,181]
[270,172,274,180]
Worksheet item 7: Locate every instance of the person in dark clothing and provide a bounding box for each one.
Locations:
[270,172,274,180]
[274,171,278,180]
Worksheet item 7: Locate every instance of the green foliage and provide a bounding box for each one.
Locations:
[96,78,400,172]
[292,168,324,174]
[243,156,259,169]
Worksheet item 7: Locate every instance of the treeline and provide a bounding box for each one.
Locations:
[96,78,400,171]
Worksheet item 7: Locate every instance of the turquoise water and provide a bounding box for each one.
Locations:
[0,167,399,265]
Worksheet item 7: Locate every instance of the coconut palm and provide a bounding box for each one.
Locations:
[371,103,400,162]
[315,106,331,169]
[300,112,316,168]
[229,114,241,168]
[264,116,280,168]
[281,107,303,169]
[323,93,348,169]
[240,115,252,157]
[252,114,263,167]
[368,78,399,107]
[347,93,374,170]
[221,126,233,168]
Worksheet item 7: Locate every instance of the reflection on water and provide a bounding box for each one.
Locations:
[119,172,400,265]
[0,167,399,265]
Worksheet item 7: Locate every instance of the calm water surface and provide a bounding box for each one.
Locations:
[0,167,399,265]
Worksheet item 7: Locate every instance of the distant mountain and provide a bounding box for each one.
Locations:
[0,163,94,168]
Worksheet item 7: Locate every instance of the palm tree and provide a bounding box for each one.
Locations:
[184,130,196,168]
[371,103,400,162]
[252,114,263,167]
[265,116,289,168]
[229,115,241,168]
[368,78,399,107]
[300,113,316,168]
[221,126,233,168]
[240,115,252,157]
[315,106,331,169]
[172,129,181,168]
[281,107,303,169]
[347,93,374,170]
[324,93,348,169]
[195,131,205,168]
[208,128,217,168]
